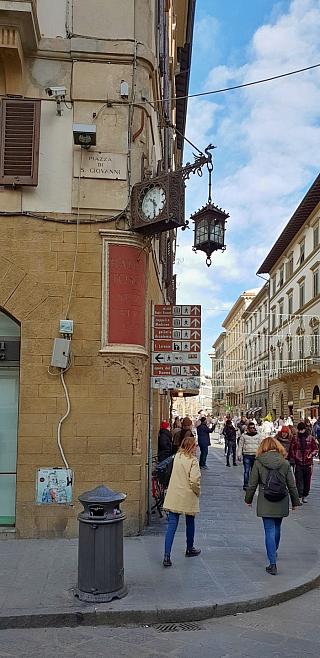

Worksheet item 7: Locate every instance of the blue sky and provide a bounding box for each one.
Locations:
[175,0,320,373]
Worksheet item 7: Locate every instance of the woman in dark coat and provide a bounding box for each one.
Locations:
[224,419,237,467]
[158,422,173,463]
[245,436,300,575]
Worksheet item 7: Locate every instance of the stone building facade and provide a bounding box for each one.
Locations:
[257,175,320,424]
[243,284,269,419]
[222,289,260,418]
[0,0,194,537]
[210,332,226,417]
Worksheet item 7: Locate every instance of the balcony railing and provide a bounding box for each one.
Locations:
[269,357,320,380]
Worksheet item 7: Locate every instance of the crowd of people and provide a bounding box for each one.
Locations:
[157,411,319,576]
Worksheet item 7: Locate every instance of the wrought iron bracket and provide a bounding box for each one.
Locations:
[180,144,216,181]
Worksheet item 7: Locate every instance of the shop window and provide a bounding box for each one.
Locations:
[299,283,305,309]
[313,270,319,297]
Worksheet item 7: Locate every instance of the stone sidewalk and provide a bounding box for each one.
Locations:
[1,439,320,629]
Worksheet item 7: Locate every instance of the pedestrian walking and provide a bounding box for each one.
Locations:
[275,425,293,459]
[289,422,318,503]
[197,417,213,469]
[313,416,320,463]
[261,417,275,438]
[224,419,237,467]
[237,421,261,490]
[163,435,201,567]
[217,417,225,444]
[245,436,300,575]
[172,416,193,453]
[157,421,173,464]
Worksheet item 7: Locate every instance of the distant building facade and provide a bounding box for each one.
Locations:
[257,175,320,423]
[210,332,226,417]
[243,284,269,419]
[222,289,260,418]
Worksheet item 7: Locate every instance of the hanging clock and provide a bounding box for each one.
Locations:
[141,184,166,220]
[131,171,186,235]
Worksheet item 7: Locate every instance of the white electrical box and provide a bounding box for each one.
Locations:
[120,81,129,97]
[51,338,71,369]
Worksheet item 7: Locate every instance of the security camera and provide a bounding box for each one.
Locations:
[45,86,67,99]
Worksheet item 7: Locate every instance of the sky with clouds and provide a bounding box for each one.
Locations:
[176,0,320,373]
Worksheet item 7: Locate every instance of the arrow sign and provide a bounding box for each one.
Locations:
[190,317,201,327]
[155,353,165,363]
[190,342,201,352]
[190,306,201,315]
[190,330,201,339]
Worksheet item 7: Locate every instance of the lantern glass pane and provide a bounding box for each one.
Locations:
[195,219,208,244]
[210,221,224,245]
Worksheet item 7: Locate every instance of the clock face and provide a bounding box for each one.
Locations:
[141,186,166,220]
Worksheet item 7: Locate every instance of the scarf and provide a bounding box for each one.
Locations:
[299,431,308,453]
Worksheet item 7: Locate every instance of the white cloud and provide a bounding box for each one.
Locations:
[177,0,320,372]
[193,15,220,55]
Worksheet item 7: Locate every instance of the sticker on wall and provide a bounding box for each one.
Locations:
[36,468,73,504]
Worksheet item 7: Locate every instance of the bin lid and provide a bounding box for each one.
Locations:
[78,485,126,506]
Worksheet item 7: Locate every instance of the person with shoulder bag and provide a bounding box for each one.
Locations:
[245,436,300,576]
[162,435,201,567]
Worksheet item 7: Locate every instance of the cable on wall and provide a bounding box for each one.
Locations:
[64,149,82,320]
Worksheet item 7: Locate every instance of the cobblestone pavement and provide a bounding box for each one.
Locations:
[1,586,320,657]
[0,437,320,625]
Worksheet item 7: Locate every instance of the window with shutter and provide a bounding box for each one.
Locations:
[0,99,40,186]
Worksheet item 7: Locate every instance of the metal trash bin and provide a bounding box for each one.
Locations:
[75,485,128,602]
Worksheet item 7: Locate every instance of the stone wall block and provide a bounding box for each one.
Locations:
[25,297,63,321]
[100,453,141,465]
[19,421,53,437]
[87,437,116,453]
[0,264,25,307]
[124,464,141,481]
[18,437,43,455]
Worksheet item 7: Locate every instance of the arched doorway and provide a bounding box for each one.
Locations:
[0,310,20,526]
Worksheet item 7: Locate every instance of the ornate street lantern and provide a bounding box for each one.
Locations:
[191,161,229,266]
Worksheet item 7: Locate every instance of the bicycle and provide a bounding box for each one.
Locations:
[151,457,168,518]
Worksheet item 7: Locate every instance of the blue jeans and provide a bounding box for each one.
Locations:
[226,443,236,465]
[164,511,195,555]
[199,445,208,467]
[262,517,282,565]
[243,454,255,487]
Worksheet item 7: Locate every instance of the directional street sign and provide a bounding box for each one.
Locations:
[151,305,201,388]
[151,352,201,364]
[152,376,200,390]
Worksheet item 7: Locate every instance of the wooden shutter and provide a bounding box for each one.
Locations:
[0,99,41,186]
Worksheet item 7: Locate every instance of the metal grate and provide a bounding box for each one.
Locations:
[153,622,204,633]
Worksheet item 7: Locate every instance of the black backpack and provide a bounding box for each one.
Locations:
[264,467,287,502]
[155,455,174,487]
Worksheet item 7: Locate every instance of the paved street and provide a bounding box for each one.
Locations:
[0,587,320,657]
[0,437,320,628]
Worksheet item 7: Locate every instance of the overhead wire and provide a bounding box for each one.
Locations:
[143,62,320,106]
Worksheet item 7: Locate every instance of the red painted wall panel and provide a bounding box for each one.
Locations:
[108,244,146,346]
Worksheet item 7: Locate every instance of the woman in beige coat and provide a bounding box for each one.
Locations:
[163,435,201,567]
